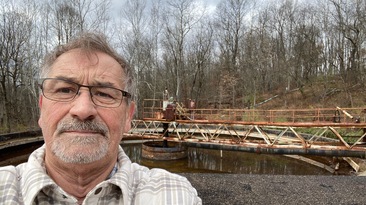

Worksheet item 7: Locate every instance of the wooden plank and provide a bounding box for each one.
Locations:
[285,155,335,173]
[343,157,360,172]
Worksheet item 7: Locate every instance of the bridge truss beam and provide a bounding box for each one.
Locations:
[128,119,366,158]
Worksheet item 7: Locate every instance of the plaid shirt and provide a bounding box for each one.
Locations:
[0,145,201,205]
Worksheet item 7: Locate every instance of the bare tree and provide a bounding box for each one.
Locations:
[0,4,34,132]
[215,0,255,71]
[46,0,81,44]
[46,0,111,45]
[291,5,322,83]
[117,0,151,118]
[329,0,366,84]
[186,18,214,106]
[161,0,205,101]
[214,0,254,107]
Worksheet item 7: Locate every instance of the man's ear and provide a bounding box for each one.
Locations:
[124,101,135,132]
[128,101,136,120]
[38,95,43,128]
[38,95,43,108]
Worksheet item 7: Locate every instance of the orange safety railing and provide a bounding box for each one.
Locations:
[142,99,366,124]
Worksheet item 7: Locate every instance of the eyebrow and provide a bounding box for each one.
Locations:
[94,80,117,88]
[53,76,78,82]
[53,76,119,88]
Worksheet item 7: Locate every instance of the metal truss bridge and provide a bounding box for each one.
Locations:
[127,100,366,161]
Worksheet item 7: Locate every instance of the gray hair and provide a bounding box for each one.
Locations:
[40,32,135,99]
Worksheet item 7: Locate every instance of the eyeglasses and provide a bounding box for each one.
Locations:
[38,78,131,108]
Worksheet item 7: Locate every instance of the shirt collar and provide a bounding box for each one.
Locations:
[21,145,56,205]
[21,145,134,204]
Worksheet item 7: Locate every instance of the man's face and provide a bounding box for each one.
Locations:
[38,49,134,164]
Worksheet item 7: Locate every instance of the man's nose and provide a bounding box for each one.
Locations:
[69,89,97,121]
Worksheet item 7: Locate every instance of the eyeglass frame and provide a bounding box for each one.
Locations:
[38,78,132,108]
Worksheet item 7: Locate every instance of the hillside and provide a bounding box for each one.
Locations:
[253,76,366,110]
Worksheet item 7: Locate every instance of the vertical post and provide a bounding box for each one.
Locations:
[162,122,169,147]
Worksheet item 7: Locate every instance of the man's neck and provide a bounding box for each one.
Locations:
[45,155,117,203]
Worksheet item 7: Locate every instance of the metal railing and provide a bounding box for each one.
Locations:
[134,99,366,160]
[142,99,366,124]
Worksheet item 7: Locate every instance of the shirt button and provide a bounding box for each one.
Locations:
[95,187,102,195]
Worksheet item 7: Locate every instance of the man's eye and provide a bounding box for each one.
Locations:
[55,87,76,94]
[95,91,115,99]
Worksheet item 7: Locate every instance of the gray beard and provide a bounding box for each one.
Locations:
[52,119,110,164]
[51,135,109,164]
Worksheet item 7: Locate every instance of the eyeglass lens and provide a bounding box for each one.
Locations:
[41,78,125,107]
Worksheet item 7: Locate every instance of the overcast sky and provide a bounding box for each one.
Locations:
[110,0,221,17]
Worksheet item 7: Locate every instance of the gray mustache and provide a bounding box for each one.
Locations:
[57,120,108,136]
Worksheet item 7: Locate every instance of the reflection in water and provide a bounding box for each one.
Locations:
[121,143,331,175]
[1,142,331,175]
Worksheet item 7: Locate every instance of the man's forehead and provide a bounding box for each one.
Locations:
[47,50,126,87]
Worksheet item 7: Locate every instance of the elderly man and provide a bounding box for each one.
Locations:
[0,32,201,204]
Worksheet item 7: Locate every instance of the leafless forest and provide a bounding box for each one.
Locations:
[0,0,365,133]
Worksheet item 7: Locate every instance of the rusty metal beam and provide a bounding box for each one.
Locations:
[181,140,366,158]
[130,119,366,158]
